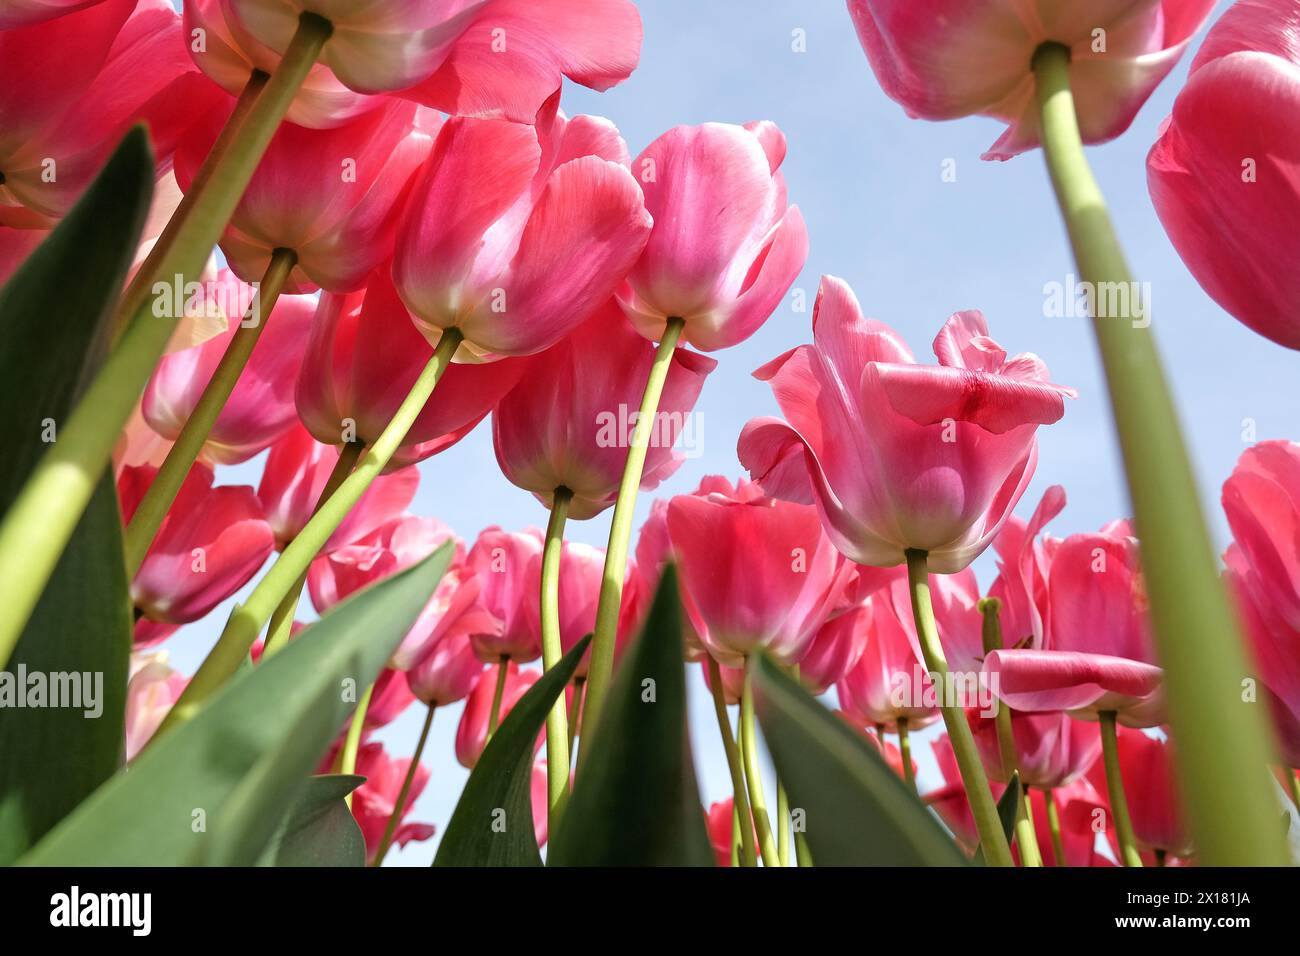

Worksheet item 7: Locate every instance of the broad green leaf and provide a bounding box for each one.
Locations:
[549,566,714,867]
[434,635,591,867]
[0,129,153,863]
[19,544,453,866]
[752,654,968,866]
[974,772,1020,865]
[257,775,366,867]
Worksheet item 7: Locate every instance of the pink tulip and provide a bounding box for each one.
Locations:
[1221,440,1300,764]
[257,423,419,552]
[493,299,716,519]
[361,666,418,731]
[0,0,107,28]
[455,660,541,768]
[798,605,870,695]
[392,102,652,358]
[124,651,188,761]
[984,521,1164,726]
[0,226,46,285]
[705,798,737,867]
[628,497,707,661]
[349,742,436,863]
[462,526,544,663]
[619,121,808,352]
[175,99,439,293]
[119,462,274,638]
[407,629,485,707]
[969,708,1102,790]
[987,485,1067,649]
[739,276,1074,573]
[837,587,940,732]
[1148,0,1300,349]
[700,657,746,706]
[296,269,528,467]
[1088,726,1191,858]
[846,0,1216,160]
[140,270,316,464]
[0,0,210,226]
[666,476,853,668]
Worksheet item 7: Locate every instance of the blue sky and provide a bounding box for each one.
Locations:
[162,1,1295,864]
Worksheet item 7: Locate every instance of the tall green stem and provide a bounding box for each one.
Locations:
[706,656,758,867]
[158,328,463,732]
[371,703,434,867]
[339,682,374,810]
[124,247,297,573]
[1033,41,1287,866]
[897,718,916,794]
[776,781,791,866]
[0,14,333,670]
[905,549,1012,867]
[581,316,686,751]
[539,487,573,827]
[740,660,780,867]
[261,440,365,659]
[486,656,509,743]
[1044,788,1066,866]
[1288,769,1300,810]
[566,677,585,755]
[1099,710,1143,867]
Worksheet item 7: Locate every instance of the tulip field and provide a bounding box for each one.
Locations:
[1,0,1299,897]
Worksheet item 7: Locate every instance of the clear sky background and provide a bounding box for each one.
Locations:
[160,0,1297,864]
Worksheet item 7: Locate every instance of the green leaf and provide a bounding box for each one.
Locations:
[974,772,1020,865]
[434,635,591,867]
[549,566,714,867]
[257,775,366,867]
[18,543,453,866]
[752,654,968,866]
[0,129,153,863]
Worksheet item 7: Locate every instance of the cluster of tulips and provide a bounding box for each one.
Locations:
[1,0,1299,869]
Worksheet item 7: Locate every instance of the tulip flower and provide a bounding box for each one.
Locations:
[1148,0,1300,350]
[407,630,485,708]
[461,526,544,664]
[360,666,417,732]
[297,270,530,468]
[257,424,419,553]
[970,709,1101,791]
[455,660,541,769]
[846,0,1216,161]
[393,103,652,359]
[124,651,188,761]
[349,742,435,863]
[987,485,1067,649]
[1088,726,1192,861]
[0,0,207,227]
[837,590,940,734]
[493,300,716,520]
[739,276,1074,574]
[1221,440,1300,765]
[0,0,107,28]
[118,462,274,641]
[797,604,869,696]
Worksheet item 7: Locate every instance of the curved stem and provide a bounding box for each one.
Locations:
[262,441,365,659]
[1033,41,1287,866]
[539,487,573,827]
[1099,710,1143,867]
[339,682,374,810]
[124,247,298,573]
[1045,788,1066,867]
[897,718,916,794]
[487,656,509,742]
[706,656,757,868]
[566,677,585,755]
[740,659,780,867]
[905,549,1012,867]
[0,14,333,671]
[371,703,434,866]
[580,316,686,754]
[159,328,463,733]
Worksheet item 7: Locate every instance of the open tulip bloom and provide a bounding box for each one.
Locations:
[3,0,1300,885]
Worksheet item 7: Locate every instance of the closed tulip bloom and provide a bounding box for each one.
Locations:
[361,666,418,730]
[739,276,1074,573]
[124,651,188,761]
[1088,726,1191,858]
[987,485,1067,648]
[493,300,716,519]
[837,588,940,731]
[969,709,1102,790]
[257,424,419,553]
[349,742,436,862]
[455,660,541,768]
[407,630,485,707]
[619,121,808,352]
[0,0,208,226]
[523,540,635,677]
[175,100,439,293]
[1148,0,1300,349]
[1221,440,1300,764]
[706,798,737,867]
[798,602,871,695]
[847,0,1216,160]
[141,270,316,465]
[985,521,1165,726]
[393,105,652,358]
[463,527,545,663]
[296,270,528,468]
[119,462,275,631]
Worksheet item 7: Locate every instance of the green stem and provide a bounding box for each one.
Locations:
[158,328,463,733]
[1288,768,1300,810]
[0,14,333,671]
[776,780,791,868]
[261,440,365,659]
[1033,40,1287,866]
[580,316,686,756]
[340,682,374,810]
[566,677,585,756]
[1045,788,1066,867]
[706,656,758,868]
[905,549,1012,867]
[486,655,509,742]
[897,718,916,794]
[539,487,573,828]
[730,803,741,867]
[1099,710,1143,867]
[124,247,297,573]
[740,659,780,867]
[371,703,434,866]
